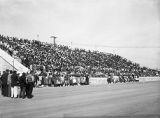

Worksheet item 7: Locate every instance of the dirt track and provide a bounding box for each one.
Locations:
[0,81,160,118]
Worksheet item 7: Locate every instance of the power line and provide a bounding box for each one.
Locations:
[53,40,160,49]
[96,46,160,49]
[71,43,160,49]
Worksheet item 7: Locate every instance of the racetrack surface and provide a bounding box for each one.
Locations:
[0,81,160,118]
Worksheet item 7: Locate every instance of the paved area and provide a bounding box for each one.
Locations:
[0,81,160,118]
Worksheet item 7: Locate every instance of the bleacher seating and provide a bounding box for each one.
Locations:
[0,34,159,77]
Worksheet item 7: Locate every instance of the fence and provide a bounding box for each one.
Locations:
[137,77,160,82]
[89,77,160,85]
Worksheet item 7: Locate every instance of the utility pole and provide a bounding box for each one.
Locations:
[50,36,57,47]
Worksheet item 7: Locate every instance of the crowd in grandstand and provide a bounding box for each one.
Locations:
[0,34,159,78]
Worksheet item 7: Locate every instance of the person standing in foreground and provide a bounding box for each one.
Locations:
[48,72,52,87]
[26,71,35,99]
[19,73,27,99]
[11,71,19,98]
[1,69,9,97]
[0,71,5,96]
[7,70,12,97]
[85,74,89,85]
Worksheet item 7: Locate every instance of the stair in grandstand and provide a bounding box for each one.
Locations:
[0,48,28,73]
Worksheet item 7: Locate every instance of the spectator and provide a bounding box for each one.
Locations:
[48,72,52,87]
[26,71,34,99]
[19,73,27,99]
[7,70,12,97]
[0,69,9,97]
[11,71,19,98]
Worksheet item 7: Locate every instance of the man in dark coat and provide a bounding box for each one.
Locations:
[11,71,19,98]
[7,70,12,97]
[1,70,9,97]
[19,73,27,99]
[85,74,89,85]
[0,71,5,96]
[107,74,112,84]
[26,71,35,99]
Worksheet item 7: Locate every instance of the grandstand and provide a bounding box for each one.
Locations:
[0,34,159,77]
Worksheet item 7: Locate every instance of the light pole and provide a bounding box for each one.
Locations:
[50,36,57,47]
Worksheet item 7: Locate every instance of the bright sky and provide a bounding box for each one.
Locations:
[0,0,160,69]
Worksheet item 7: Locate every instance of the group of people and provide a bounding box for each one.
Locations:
[0,69,34,99]
[0,34,159,79]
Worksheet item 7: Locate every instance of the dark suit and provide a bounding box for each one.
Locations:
[19,75,26,98]
[1,72,9,97]
[11,73,19,98]
[11,73,19,87]
[85,75,89,85]
[26,74,34,98]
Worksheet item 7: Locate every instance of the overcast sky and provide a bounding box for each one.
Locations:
[0,0,160,69]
